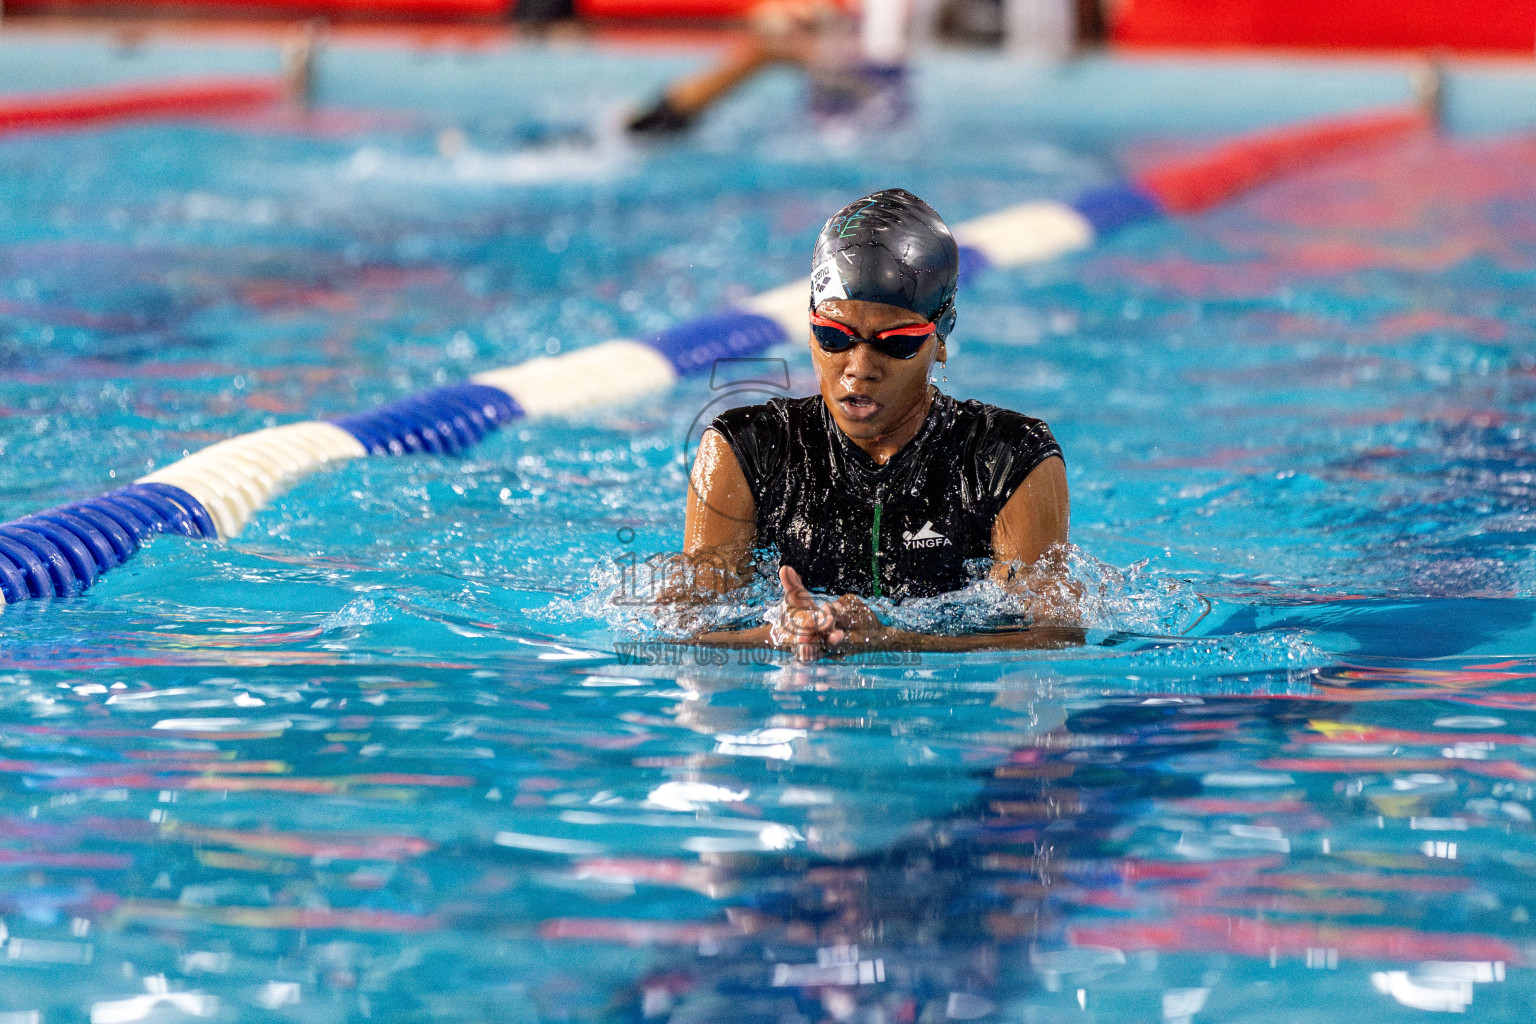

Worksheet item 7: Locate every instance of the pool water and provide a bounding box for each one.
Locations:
[4,36,1536,1022]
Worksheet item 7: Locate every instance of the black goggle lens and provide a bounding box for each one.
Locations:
[809,320,933,360]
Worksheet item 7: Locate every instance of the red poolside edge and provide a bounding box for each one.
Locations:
[0,77,286,133]
[575,0,753,20]
[1113,0,1536,54]
[7,0,506,18]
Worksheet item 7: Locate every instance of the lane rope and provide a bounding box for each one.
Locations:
[0,78,286,136]
[0,104,1427,602]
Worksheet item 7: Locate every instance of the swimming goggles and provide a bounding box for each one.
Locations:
[809,310,936,359]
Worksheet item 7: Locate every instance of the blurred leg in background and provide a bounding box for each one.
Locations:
[627,0,914,135]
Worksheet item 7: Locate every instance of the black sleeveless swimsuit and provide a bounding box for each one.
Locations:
[710,392,1062,600]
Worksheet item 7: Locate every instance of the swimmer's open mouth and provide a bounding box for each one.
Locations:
[838,394,881,419]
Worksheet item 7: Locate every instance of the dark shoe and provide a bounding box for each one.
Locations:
[626,96,695,135]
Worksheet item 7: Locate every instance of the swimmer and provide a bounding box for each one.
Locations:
[675,188,1074,661]
[626,0,911,136]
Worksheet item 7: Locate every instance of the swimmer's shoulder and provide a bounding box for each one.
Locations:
[945,396,1057,444]
[944,396,1064,488]
[708,395,821,488]
[709,394,821,440]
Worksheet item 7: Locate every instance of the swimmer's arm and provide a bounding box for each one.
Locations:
[664,429,759,617]
[992,455,1070,564]
[691,625,1084,654]
[823,592,1084,653]
[988,456,1078,626]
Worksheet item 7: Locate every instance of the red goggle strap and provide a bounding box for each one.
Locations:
[809,311,935,340]
[874,322,938,339]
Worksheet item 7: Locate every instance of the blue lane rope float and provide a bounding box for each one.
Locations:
[0,105,1428,602]
[0,484,213,603]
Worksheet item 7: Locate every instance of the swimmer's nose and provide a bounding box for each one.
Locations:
[841,341,883,380]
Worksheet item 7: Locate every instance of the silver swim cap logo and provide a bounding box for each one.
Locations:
[810,258,848,306]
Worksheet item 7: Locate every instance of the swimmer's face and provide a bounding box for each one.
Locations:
[811,298,945,441]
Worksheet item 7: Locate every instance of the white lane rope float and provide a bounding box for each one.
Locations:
[0,104,1427,602]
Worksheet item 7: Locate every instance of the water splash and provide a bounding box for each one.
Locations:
[343,131,634,188]
[541,550,775,641]
[319,597,391,633]
[881,546,1213,637]
[553,543,1214,646]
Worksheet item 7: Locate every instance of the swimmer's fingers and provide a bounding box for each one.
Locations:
[780,566,818,611]
[829,594,879,628]
[773,602,836,658]
[790,616,828,663]
[785,604,834,635]
[823,594,890,651]
[773,568,819,649]
[773,572,843,661]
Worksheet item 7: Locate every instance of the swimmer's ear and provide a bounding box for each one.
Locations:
[935,337,948,363]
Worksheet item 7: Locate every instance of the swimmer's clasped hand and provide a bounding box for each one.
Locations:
[771,565,892,662]
[769,565,838,662]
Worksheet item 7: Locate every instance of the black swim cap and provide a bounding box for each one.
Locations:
[810,188,959,341]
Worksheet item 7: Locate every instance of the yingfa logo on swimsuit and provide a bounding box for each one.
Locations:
[902,522,951,549]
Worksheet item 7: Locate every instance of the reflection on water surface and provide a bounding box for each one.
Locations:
[0,660,1534,1021]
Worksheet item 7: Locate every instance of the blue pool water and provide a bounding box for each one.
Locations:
[5,35,1536,1021]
